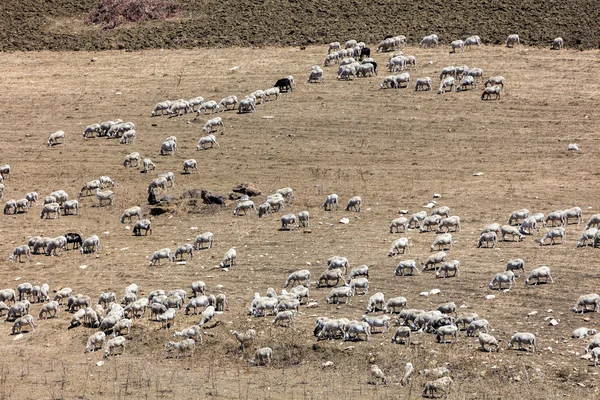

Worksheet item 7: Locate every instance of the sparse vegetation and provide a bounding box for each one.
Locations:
[86,0,182,29]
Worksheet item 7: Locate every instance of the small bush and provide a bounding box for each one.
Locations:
[87,0,182,29]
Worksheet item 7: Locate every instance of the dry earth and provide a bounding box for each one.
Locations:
[0,45,598,399]
[1,0,600,51]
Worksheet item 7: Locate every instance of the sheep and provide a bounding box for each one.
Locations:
[488,270,515,290]
[80,235,101,254]
[525,266,553,285]
[328,41,340,54]
[435,324,458,344]
[188,97,205,112]
[343,320,371,341]
[365,292,385,313]
[361,314,390,334]
[388,237,409,256]
[395,259,420,276]
[0,165,9,180]
[85,331,106,352]
[220,247,237,268]
[437,77,455,94]
[9,245,30,263]
[46,236,67,256]
[133,219,152,236]
[370,365,387,385]
[501,225,524,242]
[323,52,339,66]
[124,299,148,318]
[147,177,168,194]
[384,297,407,313]
[193,232,213,249]
[506,34,520,48]
[465,35,481,49]
[481,85,502,100]
[585,335,600,354]
[53,288,73,303]
[272,310,295,327]
[197,134,219,150]
[431,233,452,251]
[266,193,285,212]
[387,56,407,72]
[6,300,30,321]
[356,63,375,78]
[318,269,346,287]
[9,313,33,335]
[540,227,566,245]
[466,319,489,336]
[349,278,369,295]
[215,293,229,312]
[23,192,38,207]
[584,214,600,229]
[508,208,529,225]
[337,65,357,80]
[61,200,79,216]
[439,66,456,80]
[563,206,582,224]
[326,286,353,304]
[394,72,410,88]
[296,210,310,228]
[379,75,397,89]
[238,97,256,113]
[450,39,465,53]
[174,325,203,341]
[436,216,460,233]
[423,251,447,271]
[142,158,156,173]
[308,68,324,83]
[391,326,411,345]
[47,130,66,146]
[414,77,432,91]
[341,196,362,213]
[112,318,131,337]
[484,76,505,88]
[218,95,238,112]
[508,332,536,352]
[435,260,460,278]
[389,217,408,233]
[198,305,215,327]
[121,291,137,306]
[148,248,174,266]
[422,376,453,398]
[15,198,29,213]
[151,100,172,116]
[253,347,273,366]
[38,202,60,219]
[160,140,177,155]
[150,303,167,320]
[98,291,116,308]
[157,308,176,328]
[573,294,600,313]
[33,237,51,254]
[123,152,140,168]
[506,258,525,277]
[33,284,50,303]
[17,283,32,302]
[457,75,475,92]
[119,129,136,144]
[419,34,438,48]
[408,211,427,229]
[349,264,369,280]
[3,199,17,215]
[520,216,539,235]
[264,87,281,101]
[572,328,597,338]
[167,339,196,357]
[167,100,191,116]
[120,206,142,223]
[82,123,101,138]
[322,193,338,211]
[477,231,498,249]
[184,296,209,315]
[174,244,194,261]
[551,37,563,50]
[190,281,205,297]
[285,270,311,288]
[467,67,484,81]
[280,213,297,230]
[233,200,254,216]
[104,336,126,358]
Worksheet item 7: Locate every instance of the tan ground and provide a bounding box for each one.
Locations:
[0,45,598,399]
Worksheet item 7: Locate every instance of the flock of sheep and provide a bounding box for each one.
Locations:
[0,32,592,396]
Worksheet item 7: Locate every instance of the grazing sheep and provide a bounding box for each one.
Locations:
[349,278,369,295]
[436,324,458,343]
[322,193,338,211]
[489,270,515,290]
[184,296,209,315]
[47,130,65,146]
[326,286,353,304]
[308,68,324,83]
[264,86,281,101]
[133,219,152,236]
[370,365,388,385]
[481,85,501,100]
[409,211,427,228]
[572,328,597,338]
[419,34,439,48]
[551,37,563,50]
[142,158,156,172]
[219,95,238,112]
[280,213,297,230]
[17,283,33,301]
[392,326,411,345]
[508,209,529,225]
[158,308,177,329]
[167,339,196,357]
[366,292,386,313]
[506,34,520,48]
[479,332,500,352]
[389,237,409,256]
[151,100,173,116]
[148,248,174,266]
[436,216,460,233]
[318,269,346,287]
[40,202,60,219]
[174,244,194,261]
[120,206,142,223]
[394,72,410,88]
[238,97,256,113]
[506,258,525,277]
[193,232,213,250]
[465,35,481,49]
[220,247,237,268]
[435,260,460,278]
[573,294,600,313]
[477,231,498,249]
[423,252,447,271]
[540,227,566,245]
[285,270,311,288]
[390,217,408,233]
[233,200,255,216]
[395,259,420,276]
[53,288,73,303]
[253,347,273,366]
[197,134,219,150]
[343,320,371,341]
[160,140,177,155]
[9,245,30,263]
[501,225,524,242]
[384,297,407,313]
[46,236,67,256]
[85,332,106,352]
[3,199,17,215]
[349,264,369,279]
[119,130,136,144]
[520,216,539,235]
[272,310,295,327]
[62,200,78,216]
[183,159,198,174]
[123,152,140,168]
[484,76,505,88]
[232,329,256,350]
[431,233,452,251]
[198,305,215,327]
[104,336,126,358]
[508,332,536,352]
[563,206,582,224]
[450,39,465,53]
[466,319,489,336]
[525,266,553,285]
[585,214,600,230]
[437,77,455,94]
[215,294,229,311]
[467,67,484,81]
[414,77,432,91]
[423,376,453,398]
[298,211,309,228]
[80,235,101,254]
[345,196,362,212]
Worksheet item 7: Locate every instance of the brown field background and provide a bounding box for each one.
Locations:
[0,45,599,399]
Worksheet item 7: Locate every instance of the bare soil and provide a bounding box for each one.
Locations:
[0,45,598,399]
[1,0,600,51]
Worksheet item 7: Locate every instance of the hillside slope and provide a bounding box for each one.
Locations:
[1,0,599,51]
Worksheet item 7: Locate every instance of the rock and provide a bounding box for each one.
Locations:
[429,289,441,295]
[160,195,177,204]
[231,183,262,197]
[568,143,579,151]
[433,193,441,198]
[549,319,559,326]
[13,334,23,341]
[80,265,88,270]
[190,226,198,230]
[307,302,319,308]
[176,261,186,265]
[473,172,484,176]
[339,218,350,224]
[322,361,334,368]
[424,201,436,208]
[484,295,496,300]
[584,317,591,322]
[419,292,429,297]
[528,311,538,317]
[399,209,409,214]
[262,116,274,119]
[96,361,104,367]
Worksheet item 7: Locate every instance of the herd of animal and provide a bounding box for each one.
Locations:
[0,31,591,395]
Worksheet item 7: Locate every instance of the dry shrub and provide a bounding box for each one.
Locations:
[87,0,181,29]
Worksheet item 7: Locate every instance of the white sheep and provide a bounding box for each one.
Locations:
[508,332,536,352]
[395,259,420,276]
[142,158,156,172]
[540,227,566,245]
[202,117,224,134]
[365,292,385,313]
[384,297,407,313]
[501,225,524,242]
[47,130,66,146]
[264,87,280,101]
[167,100,191,116]
[450,39,465,53]
[388,237,409,256]
[481,85,502,100]
[464,35,481,49]
[394,72,410,88]
[489,270,515,290]
[233,200,255,216]
[280,213,297,230]
[167,339,195,357]
[193,232,213,250]
[573,294,600,313]
[484,76,505,88]
[123,152,140,168]
[423,251,447,271]
[506,258,525,277]
[296,210,309,228]
[437,77,455,94]
[551,37,563,50]
[413,76,432,91]
[96,189,114,207]
[421,215,441,232]
[436,324,458,343]
[389,217,408,233]
[322,193,338,211]
[285,270,311,288]
[85,331,106,352]
[160,140,177,156]
[151,100,173,116]
[104,336,126,358]
[308,68,324,83]
[431,233,452,251]
[525,266,553,285]
[435,260,460,278]
[506,34,520,48]
[62,200,79,216]
[148,248,174,266]
[419,34,439,48]
[253,347,273,366]
[220,247,237,268]
[174,244,193,261]
[120,206,142,223]
[467,67,484,81]
[572,327,597,338]
[133,219,152,236]
[344,196,362,212]
[9,245,30,263]
[408,211,427,228]
[197,134,219,150]
[563,206,582,224]
[326,286,353,304]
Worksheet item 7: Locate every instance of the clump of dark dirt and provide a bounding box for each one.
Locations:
[0,0,599,51]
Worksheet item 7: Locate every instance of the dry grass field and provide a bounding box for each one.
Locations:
[0,44,599,399]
